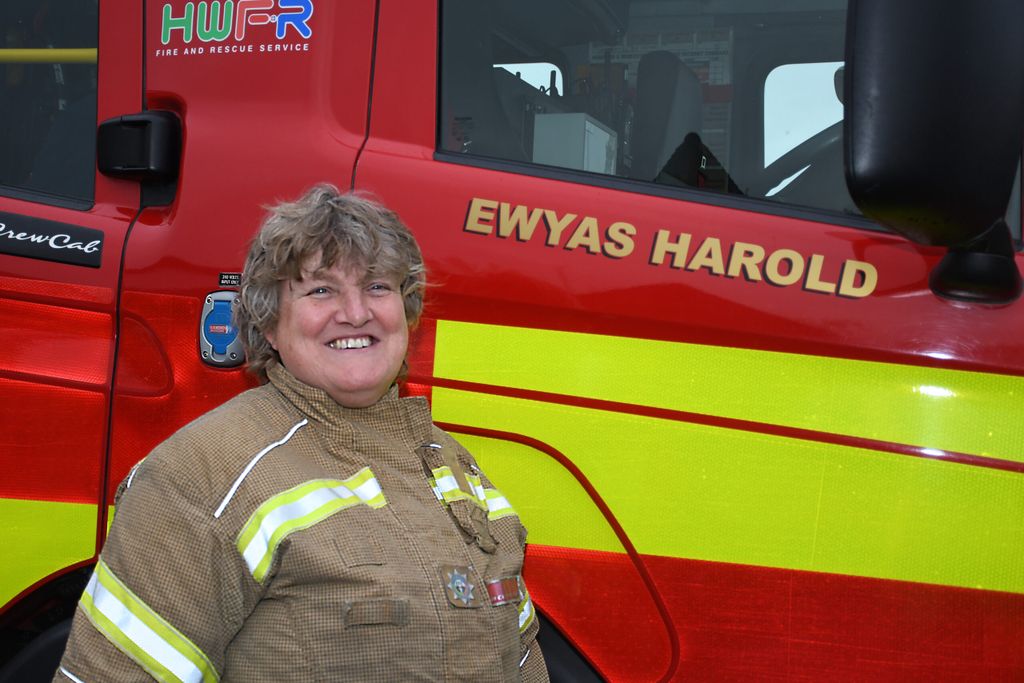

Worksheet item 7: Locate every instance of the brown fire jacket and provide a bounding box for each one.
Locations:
[54,365,548,682]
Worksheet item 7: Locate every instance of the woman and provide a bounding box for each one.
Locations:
[55,185,548,682]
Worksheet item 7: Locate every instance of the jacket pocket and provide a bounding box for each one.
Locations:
[342,598,409,627]
[333,533,386,568]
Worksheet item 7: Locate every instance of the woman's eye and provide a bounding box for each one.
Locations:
[368,282,392,294]
[307,286,330,296]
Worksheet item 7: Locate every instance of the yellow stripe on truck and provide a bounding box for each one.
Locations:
[434,321,1024,463]
[439,390,1024,594]
[448,433,625,554]
[0,498,97,607]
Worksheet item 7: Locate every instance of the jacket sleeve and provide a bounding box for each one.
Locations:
[53,441,259,683]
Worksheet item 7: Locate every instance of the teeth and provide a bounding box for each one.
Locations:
[328,337,372,350]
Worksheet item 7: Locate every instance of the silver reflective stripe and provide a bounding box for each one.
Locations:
[435,471,461,499]
[429,467,518,520]
[79,560,218,683]
[430,466,483,507]
[237,467,387,582]
[214,419,308,518]
[59,667,86,683]
[430,482,444,501]
[518,587,535,633]
[519,647,531,668]
[484,489,516,520]
[468,475,486,502]
[125,460,143,489]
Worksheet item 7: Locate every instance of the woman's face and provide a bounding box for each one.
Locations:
[265,256,408,407]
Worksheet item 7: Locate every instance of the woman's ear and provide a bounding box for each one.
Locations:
[264,327,278,351]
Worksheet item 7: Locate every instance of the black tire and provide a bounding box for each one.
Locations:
[0,619,71,683]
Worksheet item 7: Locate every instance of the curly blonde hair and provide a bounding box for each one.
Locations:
[235,184,426,379]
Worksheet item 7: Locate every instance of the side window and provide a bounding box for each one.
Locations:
[0,1,99,205]
[496,63,564,96]
[763,62,843,197]
[439,0,855,217]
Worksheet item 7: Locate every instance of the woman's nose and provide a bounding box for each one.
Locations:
[334,291,372,326]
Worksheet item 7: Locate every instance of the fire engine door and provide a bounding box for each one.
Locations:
[0,0,144,611]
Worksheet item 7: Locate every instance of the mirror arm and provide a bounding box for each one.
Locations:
[929,219,1022,304]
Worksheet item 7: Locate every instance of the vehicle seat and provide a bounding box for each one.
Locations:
[439,0,528,162]
[630,50,703,182]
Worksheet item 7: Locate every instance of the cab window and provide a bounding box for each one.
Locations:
[0,1,98,205]
[763,61,843,195]
[439,0,855,217]
[496,63,564,96]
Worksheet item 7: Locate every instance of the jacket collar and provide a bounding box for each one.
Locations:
[266,363,433,449]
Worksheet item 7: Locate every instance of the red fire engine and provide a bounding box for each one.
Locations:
[1,0,1021,680]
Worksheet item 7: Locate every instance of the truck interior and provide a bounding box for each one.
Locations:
[0,2,97,205]
[439,0,1021,237]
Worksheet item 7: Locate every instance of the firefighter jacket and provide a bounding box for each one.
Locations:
[54,364,548,682]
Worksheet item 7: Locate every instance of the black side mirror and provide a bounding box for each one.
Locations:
[844,0,1024,303]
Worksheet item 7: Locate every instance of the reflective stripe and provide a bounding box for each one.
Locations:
[0,498,96,608]
[430,466,486,509]
[125,460,143,489]
[469,476,487,503]
[518,586,535,633]
[435,320,1024,464]
[484,488,517,520]
[215,420,308,518]
[433,468,467,503]
[79,560,218,683]
[429,466,518,520]
[237,467,387,582]
[58,667,85,683]
[441,392,1024,593]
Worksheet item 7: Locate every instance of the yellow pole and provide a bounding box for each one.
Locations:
[0,49,97,64]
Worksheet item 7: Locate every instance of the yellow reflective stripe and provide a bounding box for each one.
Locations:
[429,466,487,510]
[430,465,465,503]
[435,321,1024,463]
[429,467,516,519]
[517,585,535,633]
[0,498,96,608]
[438,388,1024,594]
[237,468,386,583]
[484,488,517,520]
[79,560,218,683]
[467,474,487,503]
[427,476,444,501]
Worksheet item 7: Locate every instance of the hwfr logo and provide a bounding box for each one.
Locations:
[161,1,313,44]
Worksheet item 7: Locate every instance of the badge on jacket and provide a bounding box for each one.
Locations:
[440,564,484,608]
[484,576,522,606]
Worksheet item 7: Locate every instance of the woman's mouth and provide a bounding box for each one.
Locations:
[327,336,374,350]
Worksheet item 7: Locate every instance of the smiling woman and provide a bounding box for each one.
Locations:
[267,262,409,408]
[52,186,549,682]
[237,188,423,407]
